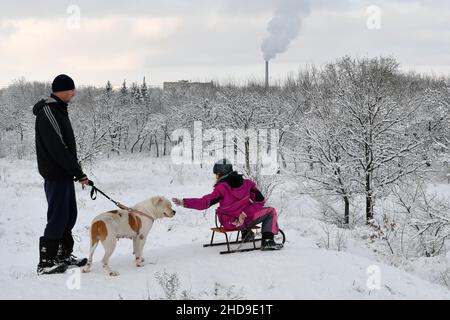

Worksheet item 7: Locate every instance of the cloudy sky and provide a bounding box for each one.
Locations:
[0,0,449,88]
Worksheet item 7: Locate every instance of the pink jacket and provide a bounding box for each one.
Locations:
[183,178,265,229]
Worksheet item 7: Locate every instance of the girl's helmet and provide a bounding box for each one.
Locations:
[213,159,233,176]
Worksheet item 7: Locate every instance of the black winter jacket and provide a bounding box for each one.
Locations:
[33,94,85,181]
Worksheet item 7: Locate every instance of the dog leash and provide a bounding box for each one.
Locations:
[87,181,154,220]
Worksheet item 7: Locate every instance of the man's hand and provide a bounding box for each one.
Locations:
[79,175,90,188]
[172,198,184,207]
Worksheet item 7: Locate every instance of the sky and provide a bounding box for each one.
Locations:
[0,0,449,88]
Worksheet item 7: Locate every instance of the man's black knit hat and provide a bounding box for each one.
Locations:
[52,74,75,92]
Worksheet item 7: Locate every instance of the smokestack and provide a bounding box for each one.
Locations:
[265,60,269,88]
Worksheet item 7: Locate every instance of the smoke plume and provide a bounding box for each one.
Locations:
[261,0,311,61]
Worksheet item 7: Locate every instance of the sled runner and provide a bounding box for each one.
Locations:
[203,212,286,254]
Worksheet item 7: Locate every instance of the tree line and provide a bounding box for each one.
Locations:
[1,56,450,257]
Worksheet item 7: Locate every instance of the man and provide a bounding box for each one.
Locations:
[32,74,89,275]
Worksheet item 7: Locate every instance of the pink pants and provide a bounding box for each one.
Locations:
[246,207,279,234]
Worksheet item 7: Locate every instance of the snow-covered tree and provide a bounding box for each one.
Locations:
[324,57,428,223]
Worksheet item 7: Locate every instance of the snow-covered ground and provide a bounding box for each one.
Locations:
[0,155,449,300]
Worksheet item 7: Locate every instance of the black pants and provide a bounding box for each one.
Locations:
[43,178,77,252]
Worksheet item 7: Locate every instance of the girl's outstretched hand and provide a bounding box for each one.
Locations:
[172,198,184,207]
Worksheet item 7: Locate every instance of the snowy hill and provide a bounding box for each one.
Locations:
[0,156,449,300]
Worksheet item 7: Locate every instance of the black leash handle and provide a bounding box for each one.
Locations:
[88,180,97,200]
[88,181,120,207]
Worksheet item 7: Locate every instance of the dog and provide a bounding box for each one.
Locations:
[82,196,176,276]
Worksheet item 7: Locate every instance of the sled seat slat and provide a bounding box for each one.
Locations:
[210,226,260,233]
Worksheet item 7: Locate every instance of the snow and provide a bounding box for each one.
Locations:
[0,155,449,300]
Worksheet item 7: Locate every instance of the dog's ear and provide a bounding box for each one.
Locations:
[153,196,164,206]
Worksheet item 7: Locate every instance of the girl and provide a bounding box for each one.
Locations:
[172,159,283,250]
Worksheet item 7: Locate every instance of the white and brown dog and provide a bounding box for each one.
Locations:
[82,196,175,276]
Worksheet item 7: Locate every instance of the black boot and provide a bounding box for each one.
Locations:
[37,237,68,275]
[240,229,255,242]
[261,232,283,251]
[56,234,87,268]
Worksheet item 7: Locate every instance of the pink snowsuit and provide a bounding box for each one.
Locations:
[183,177,279,233]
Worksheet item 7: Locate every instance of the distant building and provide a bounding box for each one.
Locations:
[163,80,214,91]
[163,80,215,98]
